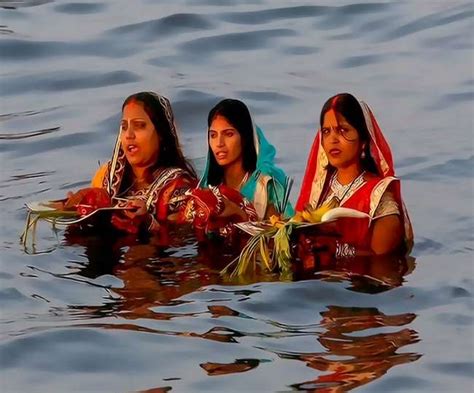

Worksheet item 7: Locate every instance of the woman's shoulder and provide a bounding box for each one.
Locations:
[159,167,198,188]
[363,173,398,187]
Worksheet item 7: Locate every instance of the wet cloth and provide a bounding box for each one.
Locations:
[296,98,413,251]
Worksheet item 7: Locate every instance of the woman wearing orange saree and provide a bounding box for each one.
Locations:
[296,93,413,260]
[90,91,197,234]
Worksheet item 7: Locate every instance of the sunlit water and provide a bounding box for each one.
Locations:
[0,1,473,392]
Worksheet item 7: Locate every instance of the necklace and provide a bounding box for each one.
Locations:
[330,171,366,206]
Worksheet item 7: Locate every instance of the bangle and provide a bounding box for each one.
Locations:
[335,241,356,259]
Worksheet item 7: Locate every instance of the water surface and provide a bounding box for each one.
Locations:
[0,0,473,392]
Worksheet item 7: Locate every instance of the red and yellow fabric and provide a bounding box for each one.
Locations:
[296,100,413,251]
[182,184,258,240]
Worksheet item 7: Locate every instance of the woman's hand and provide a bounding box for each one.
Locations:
[219,198,247,221]
[122,198,147,219]
[63,188,112,212]
[111,198,148,234]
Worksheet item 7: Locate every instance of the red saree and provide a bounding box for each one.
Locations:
[296,99,413,251]
[182,184,258,240]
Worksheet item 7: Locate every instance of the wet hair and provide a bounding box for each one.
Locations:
[121,92,197,179]
[206,99,257,186]
[320,93,378,175]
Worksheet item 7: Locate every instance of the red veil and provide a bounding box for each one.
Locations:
[296,99,413,249]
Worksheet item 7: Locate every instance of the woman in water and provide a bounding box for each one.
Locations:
[185,98,293,238]
[90,91,197,234]
[296,93,413,262]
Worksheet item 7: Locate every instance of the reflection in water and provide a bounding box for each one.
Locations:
[57,225,418,320]
[274,306,421,392]
[138,386,172,393]
[62,225,236,320]
[200,358,267,376]
[295,254,416,294]
[33,226,421,390]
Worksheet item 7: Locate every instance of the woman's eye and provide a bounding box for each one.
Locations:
[135,122,146,129]
[225,131,234,137]
[321,128,329,135]
[120,123,128,132]
[209,132,217,139]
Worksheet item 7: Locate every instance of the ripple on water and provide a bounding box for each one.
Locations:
[7,170,56,182]
[172,89,222,132]
[316,3,392,30]
[53,2,107,15]
[218,5,329,25]
[0,131,95,157]
[280,45,319,55]
[427,91,474,110]
[1,70,141,96]
[413,237,445,254]
[0,38,139,62]
[0,0,53,9]
[0,107,61,122]
[338,54,383,68]
[0,287,38,308]
[364,375,429,392]
[0,24,14,35]
[403,156,474,182]
[380,5,474,42]
[179,29,296,54]
[428,361,474,377]
[236,90,296,105]
[434,312,473,326]
[186,0,262,6]
[0,127,60,141]
[105,13,216,42]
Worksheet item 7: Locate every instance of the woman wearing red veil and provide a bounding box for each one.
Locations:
[296,93,413,260]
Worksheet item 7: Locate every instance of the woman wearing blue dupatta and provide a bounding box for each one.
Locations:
[184,99,293,238]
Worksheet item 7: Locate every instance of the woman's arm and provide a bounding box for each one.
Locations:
[370,214,403,255]
[370,184,403,255]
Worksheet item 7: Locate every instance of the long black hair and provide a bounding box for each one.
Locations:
[206,99,257,186]
[320,93,378,175]
[122,92,197,179]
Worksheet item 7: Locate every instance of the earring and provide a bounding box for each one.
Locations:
[361,145,366,159]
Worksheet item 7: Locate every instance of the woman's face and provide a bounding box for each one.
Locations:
[209,115,243,168]
[321,109,362,169]
[120,102,160,169]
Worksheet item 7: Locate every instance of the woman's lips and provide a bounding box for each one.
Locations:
[215,151,227,160]
[126,145,139,155]
[329,148,341,156]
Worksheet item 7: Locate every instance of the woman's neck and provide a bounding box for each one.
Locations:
[223,161,247,190]
[336,163,363,185]
[131,166,152,186]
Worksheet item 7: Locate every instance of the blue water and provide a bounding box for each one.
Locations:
[1,1,473,392]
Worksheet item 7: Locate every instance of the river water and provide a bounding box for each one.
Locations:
[0,1,473,392]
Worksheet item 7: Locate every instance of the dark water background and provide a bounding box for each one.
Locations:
[0,0,473,392]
